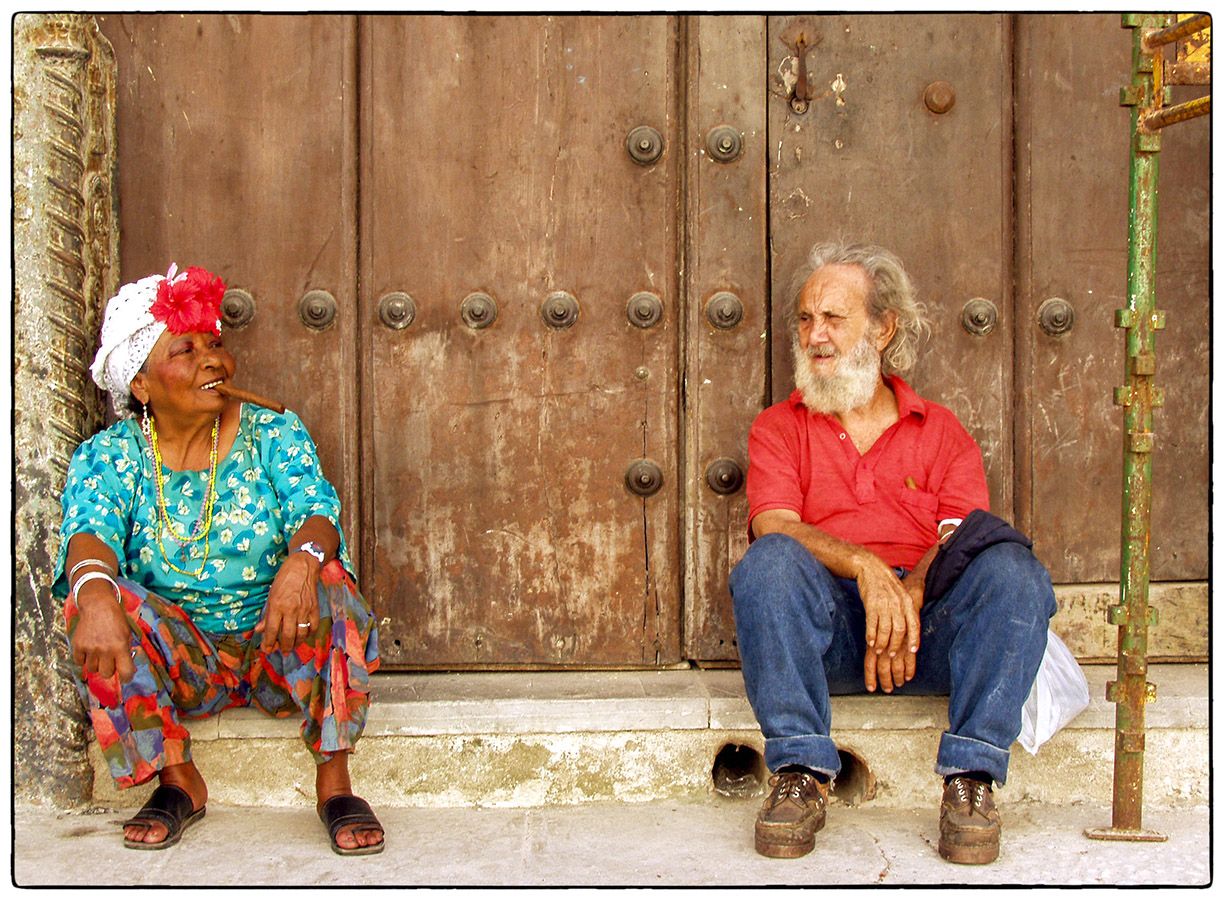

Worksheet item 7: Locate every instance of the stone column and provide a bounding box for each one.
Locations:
[12,13,118,806]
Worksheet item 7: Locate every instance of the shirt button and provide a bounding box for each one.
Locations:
[839,433,846,440]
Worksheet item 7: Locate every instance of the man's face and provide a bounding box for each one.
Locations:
[792,264,893,414]
[796,263,880,367]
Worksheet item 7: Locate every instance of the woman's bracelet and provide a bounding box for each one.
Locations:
[68,558,116,583]
[71,570,122,605]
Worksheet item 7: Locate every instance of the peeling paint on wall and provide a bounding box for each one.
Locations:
[12,13,118,806]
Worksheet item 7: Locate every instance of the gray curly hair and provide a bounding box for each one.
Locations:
[788,241,930,375]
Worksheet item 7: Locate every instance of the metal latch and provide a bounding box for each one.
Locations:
[780,20,822,114]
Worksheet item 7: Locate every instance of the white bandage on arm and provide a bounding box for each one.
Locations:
[938,518,963,542]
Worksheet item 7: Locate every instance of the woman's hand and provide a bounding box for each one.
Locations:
[72,583,136,683]
[65,534,132,681]
[256,551,320,653]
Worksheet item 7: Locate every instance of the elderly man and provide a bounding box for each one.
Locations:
[730,242,1055,864]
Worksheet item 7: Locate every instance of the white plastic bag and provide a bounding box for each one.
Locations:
[1018,628,1090,754]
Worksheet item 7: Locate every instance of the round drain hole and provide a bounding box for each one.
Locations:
[831,746,876,805]
[711,743,767,798]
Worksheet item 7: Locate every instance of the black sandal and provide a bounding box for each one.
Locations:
[318,794,385,856]
[122,784,206,850]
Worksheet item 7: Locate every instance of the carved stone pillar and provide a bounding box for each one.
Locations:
[13,13,118,805]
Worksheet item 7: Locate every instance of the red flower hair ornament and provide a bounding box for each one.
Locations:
[149,263,226,336]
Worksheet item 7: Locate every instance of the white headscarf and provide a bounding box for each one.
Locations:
[89,273,171,418]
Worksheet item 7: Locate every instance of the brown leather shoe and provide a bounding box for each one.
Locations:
[938,776,1000,864]
[754,770,829,858]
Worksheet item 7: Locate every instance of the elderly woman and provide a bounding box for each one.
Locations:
[52,265,383,855]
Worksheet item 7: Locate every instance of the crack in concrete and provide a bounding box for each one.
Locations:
[868,829,893,883]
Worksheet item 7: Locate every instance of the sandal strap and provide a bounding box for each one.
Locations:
[319,794,382,840]
[123,784,196,830]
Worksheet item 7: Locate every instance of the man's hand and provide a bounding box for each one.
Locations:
[854,551,921,692]
[750,510,924,692]
[257,552,320,653]
[865,636,919,693]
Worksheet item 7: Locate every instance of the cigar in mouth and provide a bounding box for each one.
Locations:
[213,383,286,414]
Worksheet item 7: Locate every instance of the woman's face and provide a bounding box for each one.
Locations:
[130,330,236,418]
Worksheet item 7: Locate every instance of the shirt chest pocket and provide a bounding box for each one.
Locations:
[897,487,939,525]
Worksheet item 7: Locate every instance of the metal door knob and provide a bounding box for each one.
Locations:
[626,125,664,165]
[221,288,255,329]
[706,292,744,329]
[1038,297,1075,336]
[961,298,998,336]
[378,292,416,330]
[299,290,337,330]
[706,126,743,163]
[626,292,663,329]
[705,458,744,495]
[461,292,497,329]
[625,459,664,497]
[541,292,580,329]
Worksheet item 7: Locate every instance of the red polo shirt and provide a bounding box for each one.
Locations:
[746,376,989,570]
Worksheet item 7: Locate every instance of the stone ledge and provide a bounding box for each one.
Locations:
[186,663,1206,741]
[1054,583,1207,659]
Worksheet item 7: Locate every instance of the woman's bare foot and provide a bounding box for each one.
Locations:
[124,761,208,845]
[316,751,384,851]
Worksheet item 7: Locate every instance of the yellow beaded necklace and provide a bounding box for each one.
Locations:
[149,414,221,578]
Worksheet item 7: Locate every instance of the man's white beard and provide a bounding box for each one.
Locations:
[792,332,883,414]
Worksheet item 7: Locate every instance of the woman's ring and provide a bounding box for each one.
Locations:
[297,622,311,628]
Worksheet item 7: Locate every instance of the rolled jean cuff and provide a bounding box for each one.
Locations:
[935,732,1011,785]
[764,733,842,778]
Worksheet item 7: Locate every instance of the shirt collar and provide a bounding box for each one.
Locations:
[787,375,928,420]
[889,375,927,420]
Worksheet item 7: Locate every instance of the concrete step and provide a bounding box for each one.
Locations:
[87,664,1207,813]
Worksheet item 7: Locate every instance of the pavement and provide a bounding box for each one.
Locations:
[12,797,1211,887]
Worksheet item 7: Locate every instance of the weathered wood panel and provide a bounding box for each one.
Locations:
[360,16,682,666]
[684,16,769,662]
[765,14,1016,520]
[1015,14,1208,583]
[95,14,360,557]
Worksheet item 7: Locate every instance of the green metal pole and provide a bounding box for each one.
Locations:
[1085,12,1170,843]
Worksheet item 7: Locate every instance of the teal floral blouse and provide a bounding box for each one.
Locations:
[53,404,353,634]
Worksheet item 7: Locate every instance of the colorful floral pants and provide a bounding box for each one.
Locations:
[63,561,380,790]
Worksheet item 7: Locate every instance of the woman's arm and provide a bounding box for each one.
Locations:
[64,533,135,682]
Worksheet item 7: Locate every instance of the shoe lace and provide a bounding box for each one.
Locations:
[951,776,989,809]
[954,778,969,803]
[769,771,818,805]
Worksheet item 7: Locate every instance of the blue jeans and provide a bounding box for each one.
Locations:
[729,533,1056,785]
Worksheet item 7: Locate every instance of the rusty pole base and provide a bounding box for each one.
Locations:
[1083,826,1168,842]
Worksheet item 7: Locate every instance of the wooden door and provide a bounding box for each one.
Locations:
[764,14,1016,514]
[95,14,361,552]
[1014,14,1209,584]
[360,16,684,666]
[687,13,1208,663]
[94,14,1208,669]
[683,16,769,662]
[682,14,1017,664]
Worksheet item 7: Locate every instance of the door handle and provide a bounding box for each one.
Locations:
[780,21,823,114]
